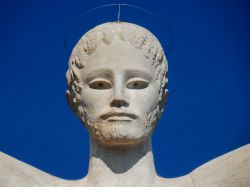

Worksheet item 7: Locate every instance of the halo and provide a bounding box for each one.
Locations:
[64,4,173,56]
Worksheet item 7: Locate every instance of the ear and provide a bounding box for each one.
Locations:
[66,90,76,112]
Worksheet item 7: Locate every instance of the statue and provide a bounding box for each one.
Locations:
[0,22,249,187]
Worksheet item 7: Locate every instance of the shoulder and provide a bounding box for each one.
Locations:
[0,152,88,187]
[190,144,250,187]
[0,151,59,187]
[158,144,250,187]
[156,175,194,187]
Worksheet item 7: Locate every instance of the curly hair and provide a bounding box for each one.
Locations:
[66,22,168,121]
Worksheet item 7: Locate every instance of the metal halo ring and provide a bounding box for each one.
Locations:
[64,3,173,56]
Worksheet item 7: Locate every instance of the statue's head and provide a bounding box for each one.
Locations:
[66,22,168,147]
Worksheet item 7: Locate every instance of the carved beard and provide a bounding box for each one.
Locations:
[80,105,160,147]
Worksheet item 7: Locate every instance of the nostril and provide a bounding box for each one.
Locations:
[110,99,129,108]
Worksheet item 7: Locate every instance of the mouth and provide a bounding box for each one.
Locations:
[100,112,137,122]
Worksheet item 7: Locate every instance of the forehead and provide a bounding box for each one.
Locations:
[81,37,155,78]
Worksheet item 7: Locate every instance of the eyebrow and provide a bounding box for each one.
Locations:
[84,69,153,82]
[125,69,153,80]
[85,69,113,82]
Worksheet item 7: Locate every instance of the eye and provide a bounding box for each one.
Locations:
[89,79,112,90]
[126,78,149,89]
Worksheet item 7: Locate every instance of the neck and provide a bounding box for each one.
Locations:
[85,137,157,187]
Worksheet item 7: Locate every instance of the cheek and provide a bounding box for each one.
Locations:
[129,84,159,114]
[81,87,112,114]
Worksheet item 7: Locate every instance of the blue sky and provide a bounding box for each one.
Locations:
[0,0,249,179]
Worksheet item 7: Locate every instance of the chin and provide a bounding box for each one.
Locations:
[82,108,159,147]
[93,135,148,148]
[86,120,152,147]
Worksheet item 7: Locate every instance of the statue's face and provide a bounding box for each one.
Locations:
[80,37,161,146]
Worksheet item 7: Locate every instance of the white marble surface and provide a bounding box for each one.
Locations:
[1,144,249,187]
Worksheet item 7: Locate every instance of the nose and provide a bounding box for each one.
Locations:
[110,85,129,108]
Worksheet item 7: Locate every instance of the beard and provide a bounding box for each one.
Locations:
[79,105,160,147]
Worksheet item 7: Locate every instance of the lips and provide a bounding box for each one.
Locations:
[100,112,137,121]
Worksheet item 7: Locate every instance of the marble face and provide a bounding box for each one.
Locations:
[66,22,168,147]
[80,37,161,146]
